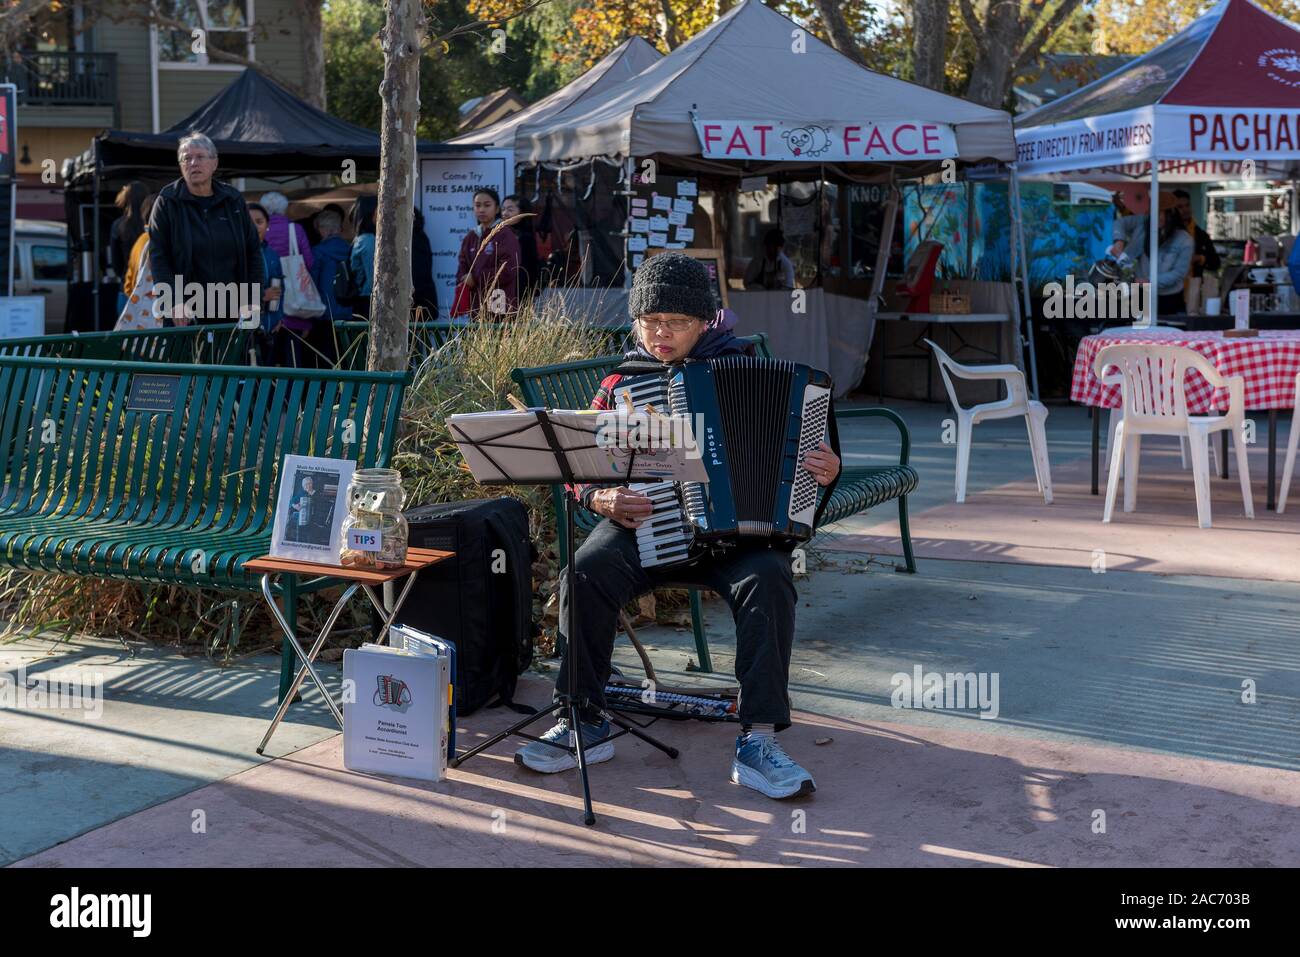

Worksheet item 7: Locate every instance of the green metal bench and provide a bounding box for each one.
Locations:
[0,355,408,699]
[511,335,918,672]
[0,324,254,365]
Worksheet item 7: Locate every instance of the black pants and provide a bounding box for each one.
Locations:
[273,325,313,368]
[556,518,798,729]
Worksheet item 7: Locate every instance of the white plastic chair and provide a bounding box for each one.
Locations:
[1105,384,1218,473]
[1094,343,1252,528]
[925,338,1053,504]
[1100,327,1216,474]
[1276,371,1300,513]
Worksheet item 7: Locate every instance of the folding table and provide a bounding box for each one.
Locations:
[244,547,454,754]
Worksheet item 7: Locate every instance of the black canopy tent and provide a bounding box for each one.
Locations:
[63,69,477,327]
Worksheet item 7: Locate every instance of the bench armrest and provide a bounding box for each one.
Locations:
[833,406,911,466]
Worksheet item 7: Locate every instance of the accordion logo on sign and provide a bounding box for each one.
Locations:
[374,675,413,712]
[1259,48,1300,87]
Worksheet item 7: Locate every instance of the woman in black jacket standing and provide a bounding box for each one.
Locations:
[147,131,263,325]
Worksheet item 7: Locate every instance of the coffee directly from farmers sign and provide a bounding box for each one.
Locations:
[1016,106,1300,175]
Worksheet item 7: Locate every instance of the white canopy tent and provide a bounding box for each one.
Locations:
[447,37,663,151]
[504,0,1027,396]
[1016,0,1300,324]
[514,0,1013,173]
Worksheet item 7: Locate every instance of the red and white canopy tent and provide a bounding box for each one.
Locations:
[1015,0,1300,322]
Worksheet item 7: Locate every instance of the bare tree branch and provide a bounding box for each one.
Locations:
[426,0,550,51]
[811,0,865,65]
[957,0,989,60]
[1014,0,1084,73]
[0,0,66,53]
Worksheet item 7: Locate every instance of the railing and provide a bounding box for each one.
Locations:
[1209,210,1283,242]
[2,51,117,107]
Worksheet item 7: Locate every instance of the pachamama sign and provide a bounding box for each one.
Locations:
[693,120,959,162]
[1017,106,1300,174]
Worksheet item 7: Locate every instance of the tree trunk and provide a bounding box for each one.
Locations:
[911,0,949,90]
[368,0,424,373]
[963,0,1025,108]
[296,0,327,110]
[811,0,864,64]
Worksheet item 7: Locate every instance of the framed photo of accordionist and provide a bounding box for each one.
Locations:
[270,454,355,565]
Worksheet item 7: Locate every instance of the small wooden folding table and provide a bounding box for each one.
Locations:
[243,547,453,754]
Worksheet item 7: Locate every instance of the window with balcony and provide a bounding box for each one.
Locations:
[6,5,116,109]
[158,0,254,67]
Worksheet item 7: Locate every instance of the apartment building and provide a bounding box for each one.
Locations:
[4,0,310,220]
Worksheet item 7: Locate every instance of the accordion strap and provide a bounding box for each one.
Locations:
[812,395,841,532]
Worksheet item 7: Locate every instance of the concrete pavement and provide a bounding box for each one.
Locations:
[4,398,1298,865]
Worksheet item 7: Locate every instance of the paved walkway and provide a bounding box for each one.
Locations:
[4,400,1298,866]
[14,674,1299,868]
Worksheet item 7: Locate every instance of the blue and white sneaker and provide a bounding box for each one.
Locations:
[731,734,816,799]
[515,717,615,774]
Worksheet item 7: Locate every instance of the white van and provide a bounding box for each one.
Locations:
[12,219,69,333]
[1052,183,1115,206]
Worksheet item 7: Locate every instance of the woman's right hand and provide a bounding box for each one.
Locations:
[591,487,654,529]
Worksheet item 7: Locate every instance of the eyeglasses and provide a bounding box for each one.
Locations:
[636,317,700,332]
[180,153,215,166]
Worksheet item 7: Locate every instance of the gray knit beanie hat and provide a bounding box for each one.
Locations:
[628,252,716,323]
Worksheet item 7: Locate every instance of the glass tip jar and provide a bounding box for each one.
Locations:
[339,468,409,570]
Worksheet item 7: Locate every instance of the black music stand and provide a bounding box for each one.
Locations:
[446,407,693,826]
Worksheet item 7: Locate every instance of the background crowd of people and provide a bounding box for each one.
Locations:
[107,131,550,368]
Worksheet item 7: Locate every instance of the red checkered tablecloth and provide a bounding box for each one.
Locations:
[1072,329,1300,413]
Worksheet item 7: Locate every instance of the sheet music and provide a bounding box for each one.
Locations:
[447,409,710,485]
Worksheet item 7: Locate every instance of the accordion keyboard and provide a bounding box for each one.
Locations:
[633,480,694,567]
[613,373,699,568]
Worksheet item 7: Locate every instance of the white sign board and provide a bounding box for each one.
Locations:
[343,643,449,782]
[0,295,45,338]
[694,119,958,162]
[419,151,513,317]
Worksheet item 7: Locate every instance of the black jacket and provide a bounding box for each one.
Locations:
[147,177,263,318]
[411,215,439,317]
[1191,223,1221,278]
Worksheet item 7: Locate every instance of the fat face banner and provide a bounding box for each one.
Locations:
[694,119,959,162]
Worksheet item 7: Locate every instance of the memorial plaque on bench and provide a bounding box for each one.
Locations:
[127,373,181,412]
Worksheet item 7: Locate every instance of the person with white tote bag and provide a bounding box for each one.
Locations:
[261,191,325,367]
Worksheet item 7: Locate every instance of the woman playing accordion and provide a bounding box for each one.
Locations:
[514,252,840,799]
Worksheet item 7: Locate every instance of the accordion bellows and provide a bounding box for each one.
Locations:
[623,356,832,568]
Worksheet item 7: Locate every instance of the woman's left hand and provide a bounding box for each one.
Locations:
[802,441,840,486]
